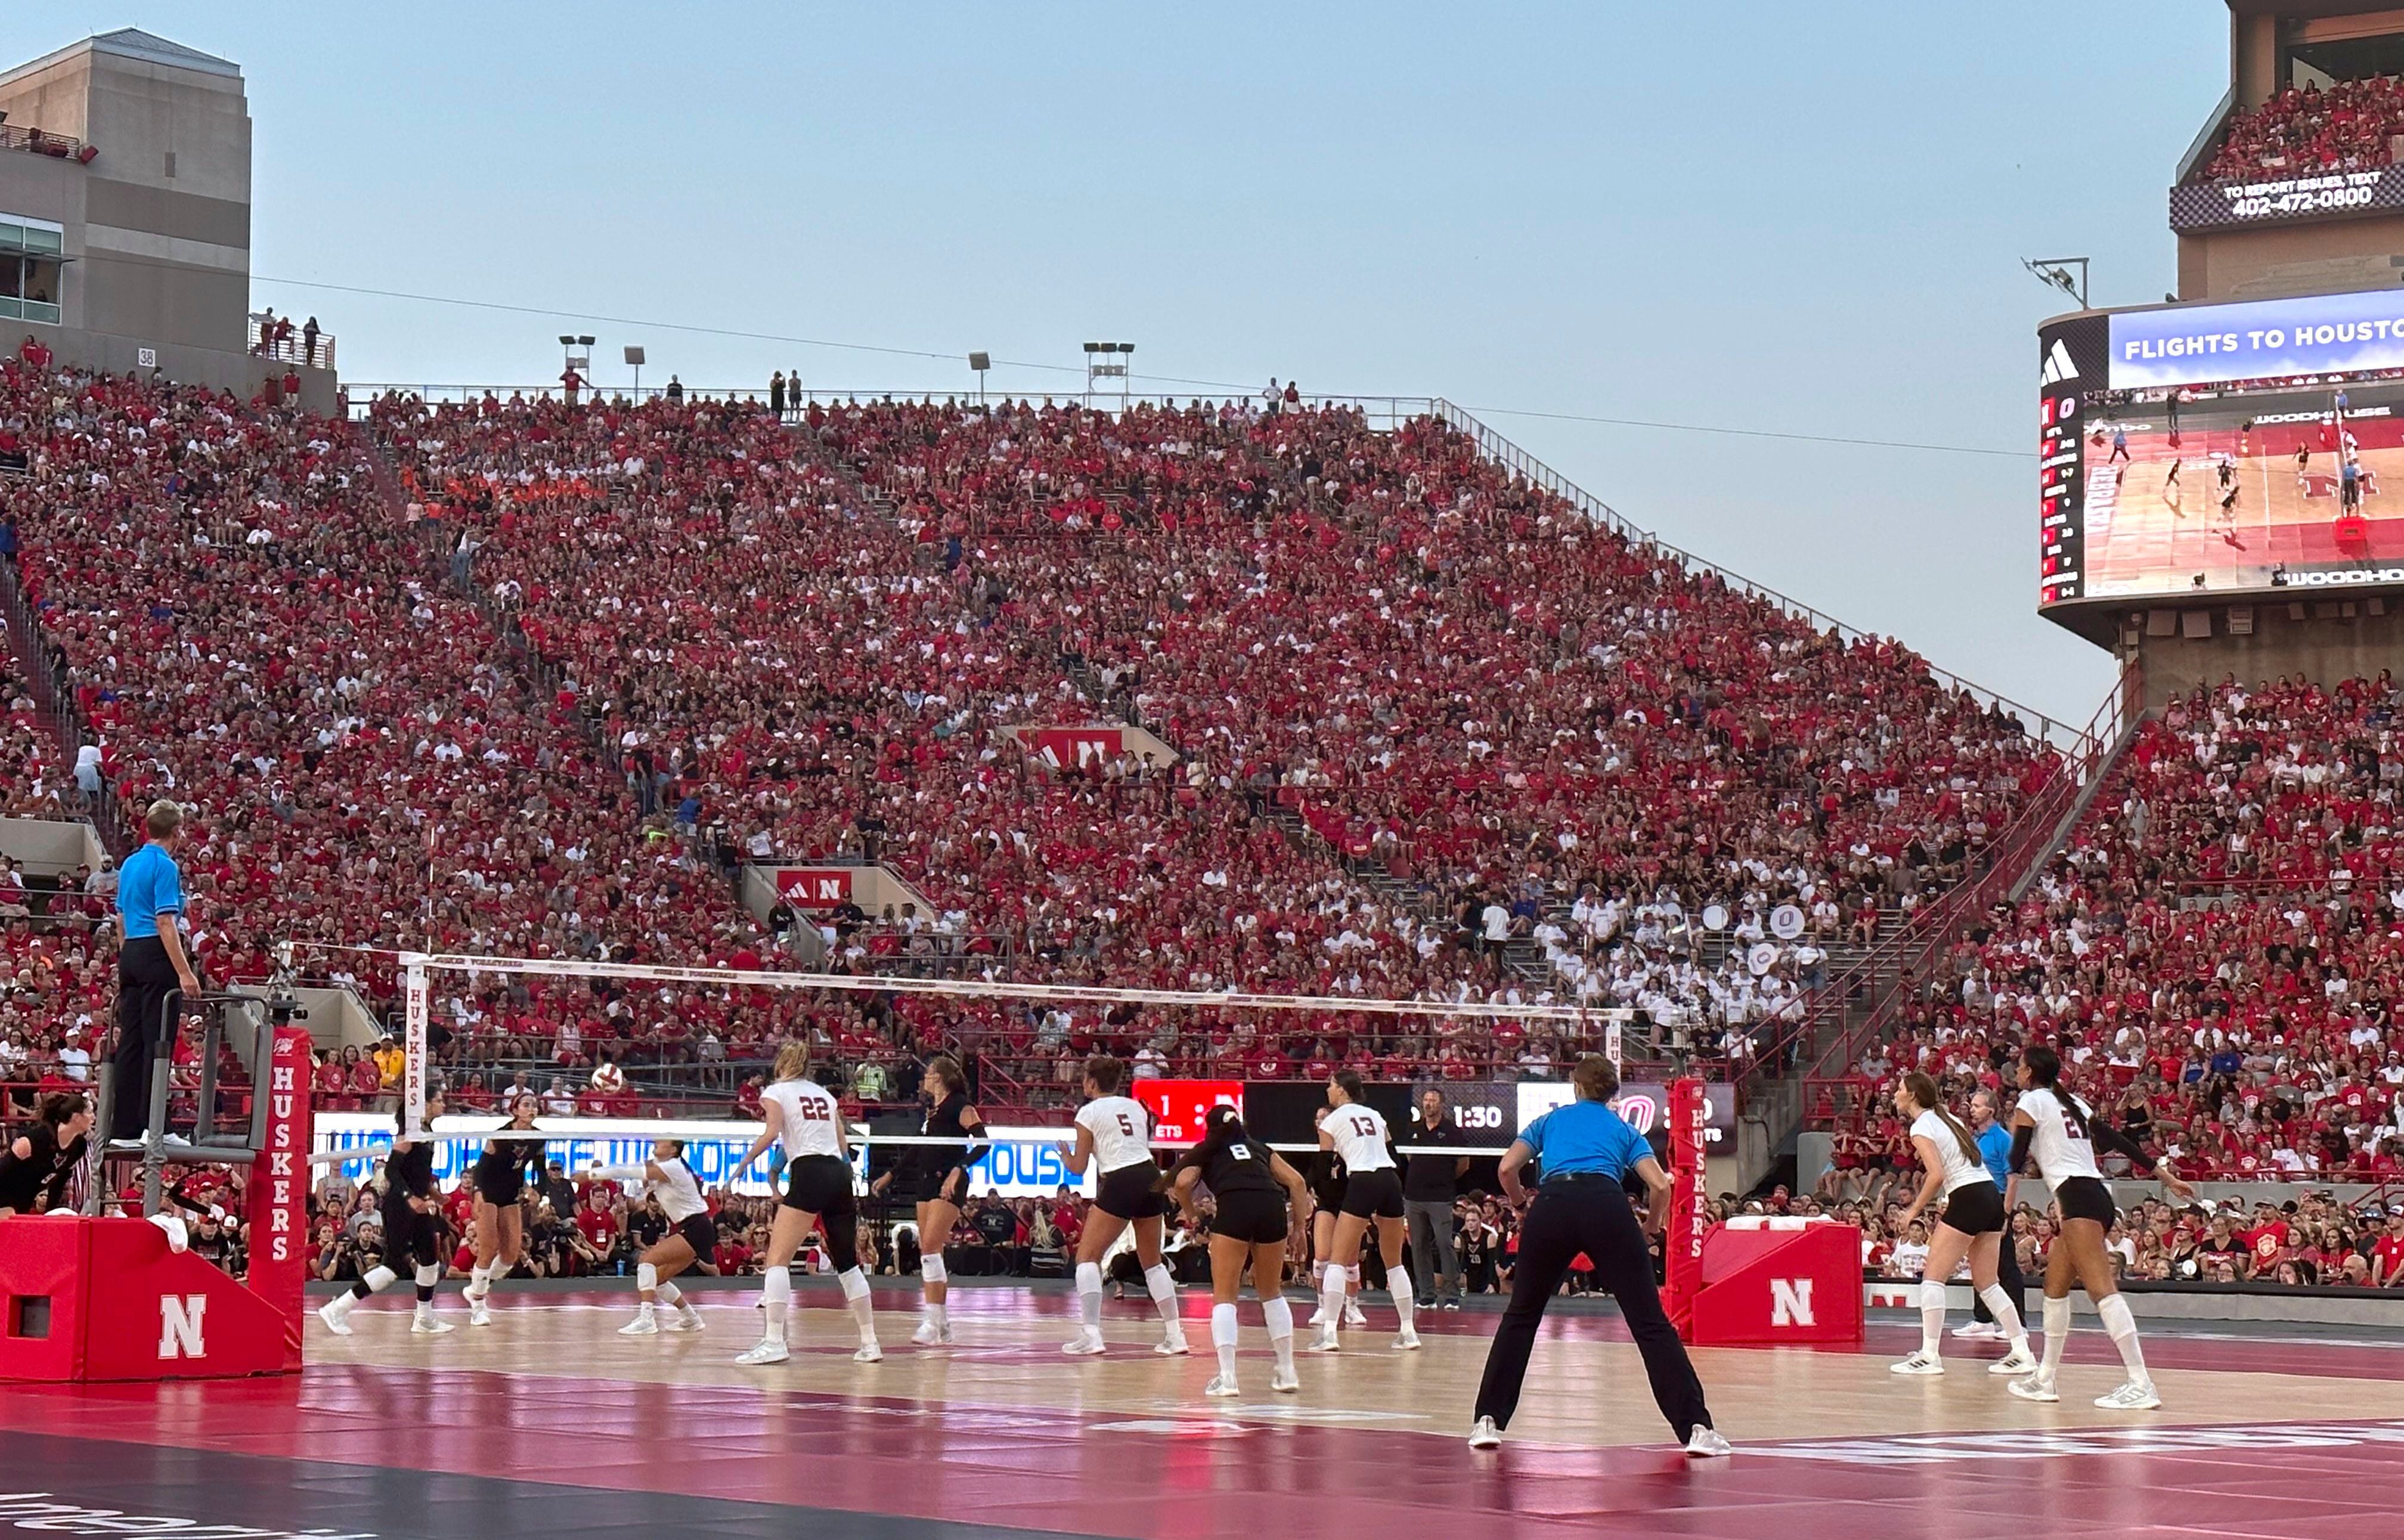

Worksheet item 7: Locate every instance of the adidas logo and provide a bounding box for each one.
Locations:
[2040,339,2080,386]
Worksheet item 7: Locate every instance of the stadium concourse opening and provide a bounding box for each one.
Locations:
[10,5,2404,1540]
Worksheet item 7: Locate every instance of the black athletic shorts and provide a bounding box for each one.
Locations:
[380,1204,441,1269]
[1096,1162,1166,1220]
[1937,1180,2004,1237]
[673,1213,718,1257]
[2053,1175,2116,1227]
[1337,1167,1405,1220]
[1212,1189,1288,1245]
[906,1165,965,1206]
[782,1154,857,1217]
[474,1172,525,1207]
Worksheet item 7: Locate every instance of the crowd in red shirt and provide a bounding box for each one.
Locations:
[2200,75,2404,181]
[1820,673,2404,1189]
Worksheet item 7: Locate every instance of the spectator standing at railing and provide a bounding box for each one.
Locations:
[301,317,320,367]
[560,365,584,407]
[769,371,786,416]
[665,375,683,405]
[109,800,198,1142]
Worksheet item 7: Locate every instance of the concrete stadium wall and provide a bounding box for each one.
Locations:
[25,320,337,415]
[2177,210,2404,302]
[2127,600,2404,712]
[0,817,106,876]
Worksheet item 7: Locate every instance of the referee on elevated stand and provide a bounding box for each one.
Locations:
[108,800,199,1142]
[1469,1054,1728,1456]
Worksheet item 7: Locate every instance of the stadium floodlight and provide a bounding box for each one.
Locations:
[2021,256,2090,310]
[624,345,645,397]
[969,351,990,404]
[1084,342,1135,406]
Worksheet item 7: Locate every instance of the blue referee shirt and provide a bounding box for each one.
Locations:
[1518,1099,1652,1181]
[1977,1121,2012,1187]
[117,841,184,940]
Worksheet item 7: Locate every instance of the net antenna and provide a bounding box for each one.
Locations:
[365,946,1637,1138]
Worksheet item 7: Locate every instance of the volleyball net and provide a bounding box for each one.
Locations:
[289,947,1672,1188]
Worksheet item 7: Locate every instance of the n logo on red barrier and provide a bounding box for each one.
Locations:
[158,1296,206,1359]
[1770,1278,1816,1327]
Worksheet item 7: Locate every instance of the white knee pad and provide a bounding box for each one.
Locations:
[1262,1296,1295,1339]
[655,1281,683,1306]
[361,1265,398,1294]
[1210,1302,1238,1347]
[838,1266,872,1302]
[637,1263,658,1292]
[1918,1278,1947,1313]
[921,1255,947,1286]
[1076,1261,1103,1295]
[763,1265,792,1306]
[414,1264,441,1290]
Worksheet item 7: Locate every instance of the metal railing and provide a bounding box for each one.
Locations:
[1753,662,2136,1093]
[1,124,85,161]
[247,316,334,370]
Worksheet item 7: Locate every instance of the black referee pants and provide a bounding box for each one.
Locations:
[110,936,181,1141]
[1474,1175,1712,1440]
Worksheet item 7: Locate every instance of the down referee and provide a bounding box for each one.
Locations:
[1469,1055,1728,1455]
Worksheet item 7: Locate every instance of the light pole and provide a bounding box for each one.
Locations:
[2022,257,2090,311]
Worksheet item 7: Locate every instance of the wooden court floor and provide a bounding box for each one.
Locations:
[7,1282,2404,1540]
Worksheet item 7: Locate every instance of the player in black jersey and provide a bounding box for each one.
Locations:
[462,1093,544,1327]
[1305,1105,1365,1328]
[869,1054,985,1346]
[0,1090,91,1216]
[319,1086,453,1336]
[1167,1104,1311,1398]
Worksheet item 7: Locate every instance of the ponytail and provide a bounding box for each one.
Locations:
[1903,1071,1981,1168]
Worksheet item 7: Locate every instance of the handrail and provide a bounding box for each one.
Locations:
[1750,662,2134,1087]
[1,125,85,160]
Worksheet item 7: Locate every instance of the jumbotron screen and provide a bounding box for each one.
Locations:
[2039,289,2404,608]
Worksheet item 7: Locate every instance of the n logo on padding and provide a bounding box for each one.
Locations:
[1770,1278,1816,1327]
[158,1295,207,1359]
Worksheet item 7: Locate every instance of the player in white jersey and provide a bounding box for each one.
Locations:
[731,1042,881,1367]
[1309,1070,1419,1353]
[1057,1054,1187,1357]
[2007,1045,2193,1410]
[589,1138,714,1337]
[1886,1073,2033,1378]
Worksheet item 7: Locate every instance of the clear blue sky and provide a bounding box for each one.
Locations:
[7,4,2229,725]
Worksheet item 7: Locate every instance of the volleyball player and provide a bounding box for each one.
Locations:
[320,1087,453,1336]
[1885,1073,2033,1377]
[1058,1054,1187,1357]
[2006,1045,2194,1410]
[869,1055,984,1346]
[733,1042,881,1366]
[1306,1104,1367,1329]
[0,1090,92,1216]
[1469,1055,1724,1455]
[592,1138,711,1336]
[1309,1070,1418,1353]
[1166,1104,1311,1398]
[460,1093,545,1326]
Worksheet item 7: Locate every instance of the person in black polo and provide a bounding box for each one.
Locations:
[1402,1087,1469,1310]
[1469,1055,1727,1456]
[109,800,199,1141]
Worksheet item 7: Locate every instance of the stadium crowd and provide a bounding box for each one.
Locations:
[2200,74,2404,181]
[1815,673,2404,1183]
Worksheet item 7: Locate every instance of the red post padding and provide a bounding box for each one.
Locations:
[0,1024,312,1382]
[0,1216,297,1381]
[1684,1220,1866,1347]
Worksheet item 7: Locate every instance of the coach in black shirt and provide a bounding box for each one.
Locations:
[1403,1089,1470,1309]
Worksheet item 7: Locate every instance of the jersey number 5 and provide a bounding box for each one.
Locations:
[1116,1113,1135,1136]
